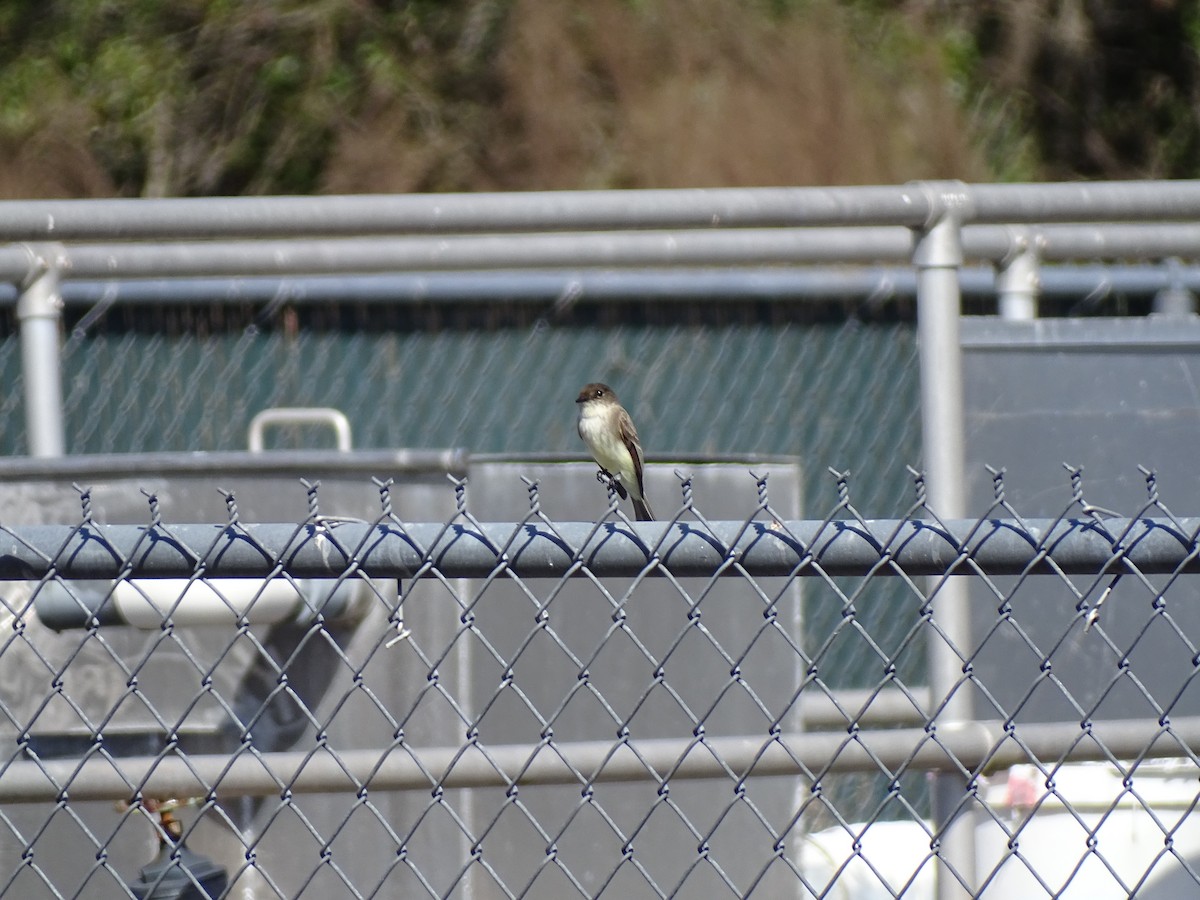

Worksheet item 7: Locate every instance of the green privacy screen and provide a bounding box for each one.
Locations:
[4,308,920,517]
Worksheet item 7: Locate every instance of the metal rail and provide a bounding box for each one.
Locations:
[2,716,1193,804]
[1,516,1195,581]
[3,224,1200,283]
[2,263,1197,307]
[2,180,1200,240]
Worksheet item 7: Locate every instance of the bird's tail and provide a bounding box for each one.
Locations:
[633,498,655,521]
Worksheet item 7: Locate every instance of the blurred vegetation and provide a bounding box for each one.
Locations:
[931,0,1200,182]
[0,0,510,196]
[0,0,1196,198]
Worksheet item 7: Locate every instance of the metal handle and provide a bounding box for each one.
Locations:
[247,407,352,452]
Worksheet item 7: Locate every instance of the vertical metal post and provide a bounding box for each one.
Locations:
[17,245,66,457]
[912,184,975,899]
[1152,258,1198,315]
[996,228,1039,320]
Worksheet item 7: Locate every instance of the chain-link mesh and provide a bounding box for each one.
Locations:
[0,306,922,516]
[0,467,1198,898]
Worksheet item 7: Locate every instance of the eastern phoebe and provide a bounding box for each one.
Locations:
[576,382,655,521]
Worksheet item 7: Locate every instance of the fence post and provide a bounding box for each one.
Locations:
[997,228,1039,320]
[912,183,976,898]
[17,244,66,457]
[1153,258,1198,315]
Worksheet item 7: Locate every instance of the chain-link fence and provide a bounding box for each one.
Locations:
[3,182,1200,898]
[0,464,1199,898]
[0,307,922,519]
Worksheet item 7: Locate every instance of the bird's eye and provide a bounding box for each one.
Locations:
[594,389,603,398]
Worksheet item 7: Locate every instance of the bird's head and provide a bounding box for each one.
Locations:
[576,383,616,404]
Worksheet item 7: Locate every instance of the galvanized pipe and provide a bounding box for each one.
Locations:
[0,229,915,281]
[967,180,1200,223]
[1,263,1197,309]
[15,245,66,457]
[1,181,1200,242]
[0,715,1192,804]
[0,187,936,241]
[996,229,1039,320]
[1,224,1199,284]
[913,213,969,522]
[912,187,976,897]
[31,577,370,631]
[247,407,354,453]
[0,515,1192,581]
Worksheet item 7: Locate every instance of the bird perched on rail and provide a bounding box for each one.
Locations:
[575,382,655,521]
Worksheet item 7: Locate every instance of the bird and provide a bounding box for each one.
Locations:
[575,382,655,521]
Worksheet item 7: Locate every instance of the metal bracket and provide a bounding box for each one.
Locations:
[15,243,66,321]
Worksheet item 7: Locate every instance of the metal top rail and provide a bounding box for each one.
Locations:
[2,223,1199,283]
[0,515,1195,580]
[1,180,1199,242]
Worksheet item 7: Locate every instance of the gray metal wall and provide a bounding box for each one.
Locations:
[962,316,1200,724]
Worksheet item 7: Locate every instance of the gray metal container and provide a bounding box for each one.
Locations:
[962,316,1200,725]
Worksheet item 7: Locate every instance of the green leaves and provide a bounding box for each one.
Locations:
[0,0,510,196]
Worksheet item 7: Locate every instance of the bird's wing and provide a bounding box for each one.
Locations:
[618,410,647,496]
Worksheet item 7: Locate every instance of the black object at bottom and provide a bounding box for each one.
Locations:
[128,842,228,900]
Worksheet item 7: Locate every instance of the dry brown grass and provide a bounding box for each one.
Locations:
[0,126,115,199]
[321,113,460,195]
[487,0,987,189]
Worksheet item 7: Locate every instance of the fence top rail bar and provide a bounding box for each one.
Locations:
[4,223,1200,283]
[1,180,1199,242]
[1,263,1197,308]
[0,515,1195,580]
